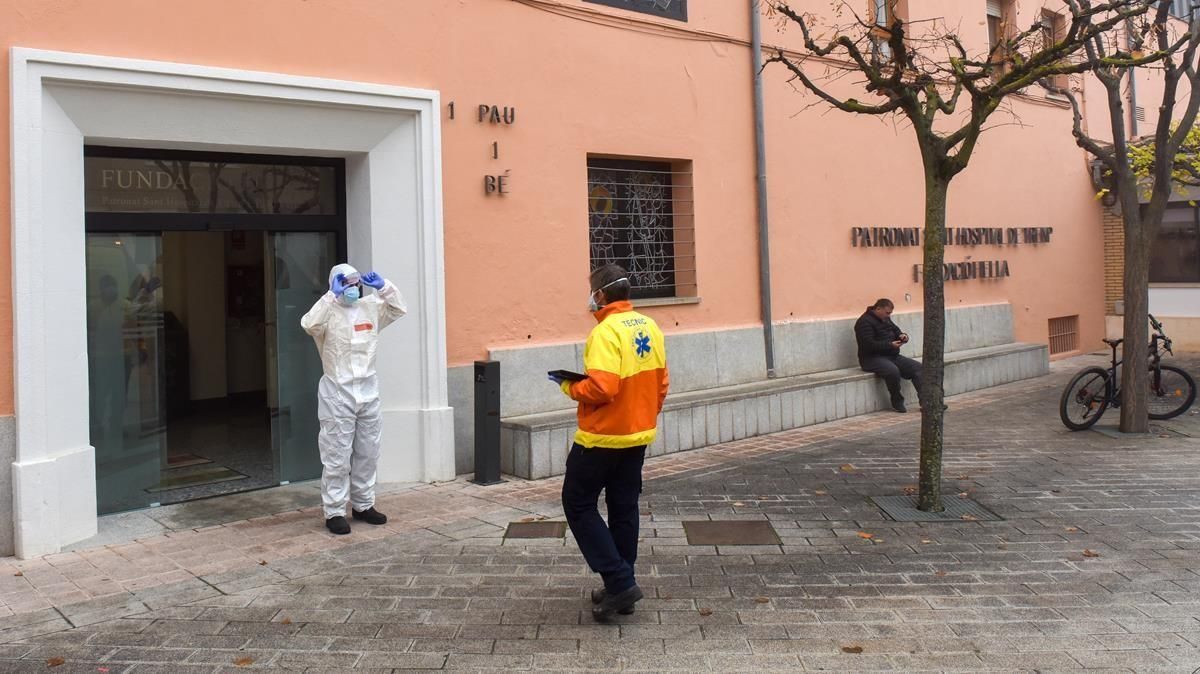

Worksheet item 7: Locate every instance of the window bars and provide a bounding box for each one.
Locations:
[587,158,695,300]
[1048,315,1080,355]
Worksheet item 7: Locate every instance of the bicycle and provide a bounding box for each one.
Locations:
[1059,314,1196,431]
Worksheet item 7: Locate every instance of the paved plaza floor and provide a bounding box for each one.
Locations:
[1,352,1198,672]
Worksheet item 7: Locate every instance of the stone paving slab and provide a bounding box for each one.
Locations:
[0,353,1198,671]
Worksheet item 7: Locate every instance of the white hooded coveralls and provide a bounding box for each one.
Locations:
[301,264,407,519]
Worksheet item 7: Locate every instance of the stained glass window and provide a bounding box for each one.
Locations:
[587,158,693,300]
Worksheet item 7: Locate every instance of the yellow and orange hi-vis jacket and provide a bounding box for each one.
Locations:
[560,300,670,449]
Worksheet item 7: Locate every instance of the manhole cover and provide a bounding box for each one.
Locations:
[504,521,567,539]
[871,495,1002,522]
[682,520,781,545]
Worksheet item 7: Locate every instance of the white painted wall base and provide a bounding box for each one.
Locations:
[12,446,96,555]
[10,48,451,558]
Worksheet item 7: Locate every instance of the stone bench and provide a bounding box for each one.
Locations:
[499,342,1048,479]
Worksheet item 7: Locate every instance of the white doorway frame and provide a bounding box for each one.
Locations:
[10,48,454,558]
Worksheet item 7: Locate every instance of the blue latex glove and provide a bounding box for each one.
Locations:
[331,273,349,297]
[547,373,565,385]
[362,271,385,290]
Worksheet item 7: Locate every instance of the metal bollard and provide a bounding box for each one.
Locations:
[472,360,504,485]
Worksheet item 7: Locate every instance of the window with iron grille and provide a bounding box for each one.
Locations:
[584,0,687,22]
[1048,315,1080,355]
[587,157,695,300]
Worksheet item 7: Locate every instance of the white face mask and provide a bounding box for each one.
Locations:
[587,277,628,312]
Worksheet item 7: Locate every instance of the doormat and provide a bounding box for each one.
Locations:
[682,520,781,546]
[146,466,248,492]
[166,453,213,469]
[505,521,568,539]
[871,495,1002,522]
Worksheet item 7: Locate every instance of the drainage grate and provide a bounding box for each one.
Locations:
[504,521,567,539]
[682,520,781,545]
[872,495,1002,522]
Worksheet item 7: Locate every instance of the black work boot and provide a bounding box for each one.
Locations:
[592,585,643,622]
[352,507,388,525]
[590,588,635,615]
[325,516,351,535]
[891,397,907,413]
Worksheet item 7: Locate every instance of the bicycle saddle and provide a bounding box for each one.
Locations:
[1103,338,1123,347]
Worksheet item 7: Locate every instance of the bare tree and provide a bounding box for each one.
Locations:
[766,0,1164,511]
[1062,0,1199,434]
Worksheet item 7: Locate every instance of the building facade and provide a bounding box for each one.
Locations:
[0,0,1110,557]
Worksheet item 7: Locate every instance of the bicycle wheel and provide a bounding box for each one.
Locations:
[1060,367,1111,430]
[1147,364,1196,420]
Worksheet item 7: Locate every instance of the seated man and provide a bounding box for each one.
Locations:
[855,298,921,413]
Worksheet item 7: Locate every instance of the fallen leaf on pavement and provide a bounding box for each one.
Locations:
[960,514,978,521]
[13,571,21,577]
[258,560,267,566]
[754,597,770,604]
[956,475,970,480]
[279,618,292,625]
[1064,527,1079,532]
[698,608,713,616]
[957,492,969,498]
[903,485,917,495]
[733,502,745,507]
[661,594,672,600]
[934,571,947,577]
[856,532,874,539]
[46,657,64,668]
[920,539,933,544]
[839,464,857,473]
[234,656,254,667]
[841,645,864,654]
[814,490,828,496]
[1082,549,1100,558]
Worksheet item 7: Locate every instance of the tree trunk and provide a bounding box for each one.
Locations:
[1119,223,1151,433]
[918,174,949,512]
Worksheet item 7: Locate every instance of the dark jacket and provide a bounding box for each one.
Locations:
[854,307,903,363]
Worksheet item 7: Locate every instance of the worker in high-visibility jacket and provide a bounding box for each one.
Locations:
[549,263,669,622]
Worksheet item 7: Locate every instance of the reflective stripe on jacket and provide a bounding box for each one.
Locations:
[561,301,670,448]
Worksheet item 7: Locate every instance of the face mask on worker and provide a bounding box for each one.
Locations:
[588,277,628,312]
[343,285,361,304]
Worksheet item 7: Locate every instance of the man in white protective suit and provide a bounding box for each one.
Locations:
[301,263,407,535]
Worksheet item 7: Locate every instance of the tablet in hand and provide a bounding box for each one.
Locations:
[548,369,587,382]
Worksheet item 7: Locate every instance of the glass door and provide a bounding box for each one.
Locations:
[86,233,167,513]
[266,232,337,483]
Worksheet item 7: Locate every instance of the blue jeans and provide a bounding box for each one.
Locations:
[561,443,647,594]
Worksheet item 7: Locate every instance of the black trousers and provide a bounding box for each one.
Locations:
[861,355,922,402]
[561,443,646,594]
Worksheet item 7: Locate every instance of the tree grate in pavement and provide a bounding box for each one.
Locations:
[1091,423,1191,439]
[504,521,567,539]
[682,520,781,545]
[871,495,1003,522]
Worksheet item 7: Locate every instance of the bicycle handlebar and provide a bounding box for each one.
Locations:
[1149,313,1163,332]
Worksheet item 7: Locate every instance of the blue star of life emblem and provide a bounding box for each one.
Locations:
[634,332,652,358]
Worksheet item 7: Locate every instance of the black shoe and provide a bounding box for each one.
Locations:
[590,588,635,615]
[892,400,907,413]
[591,585,643,622]
[325,516,351,535]
[352,507,388,525]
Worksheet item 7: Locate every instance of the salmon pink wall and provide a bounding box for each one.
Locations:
[0,0,1118,415]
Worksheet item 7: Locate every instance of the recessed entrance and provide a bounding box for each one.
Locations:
[84,148,345,514]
